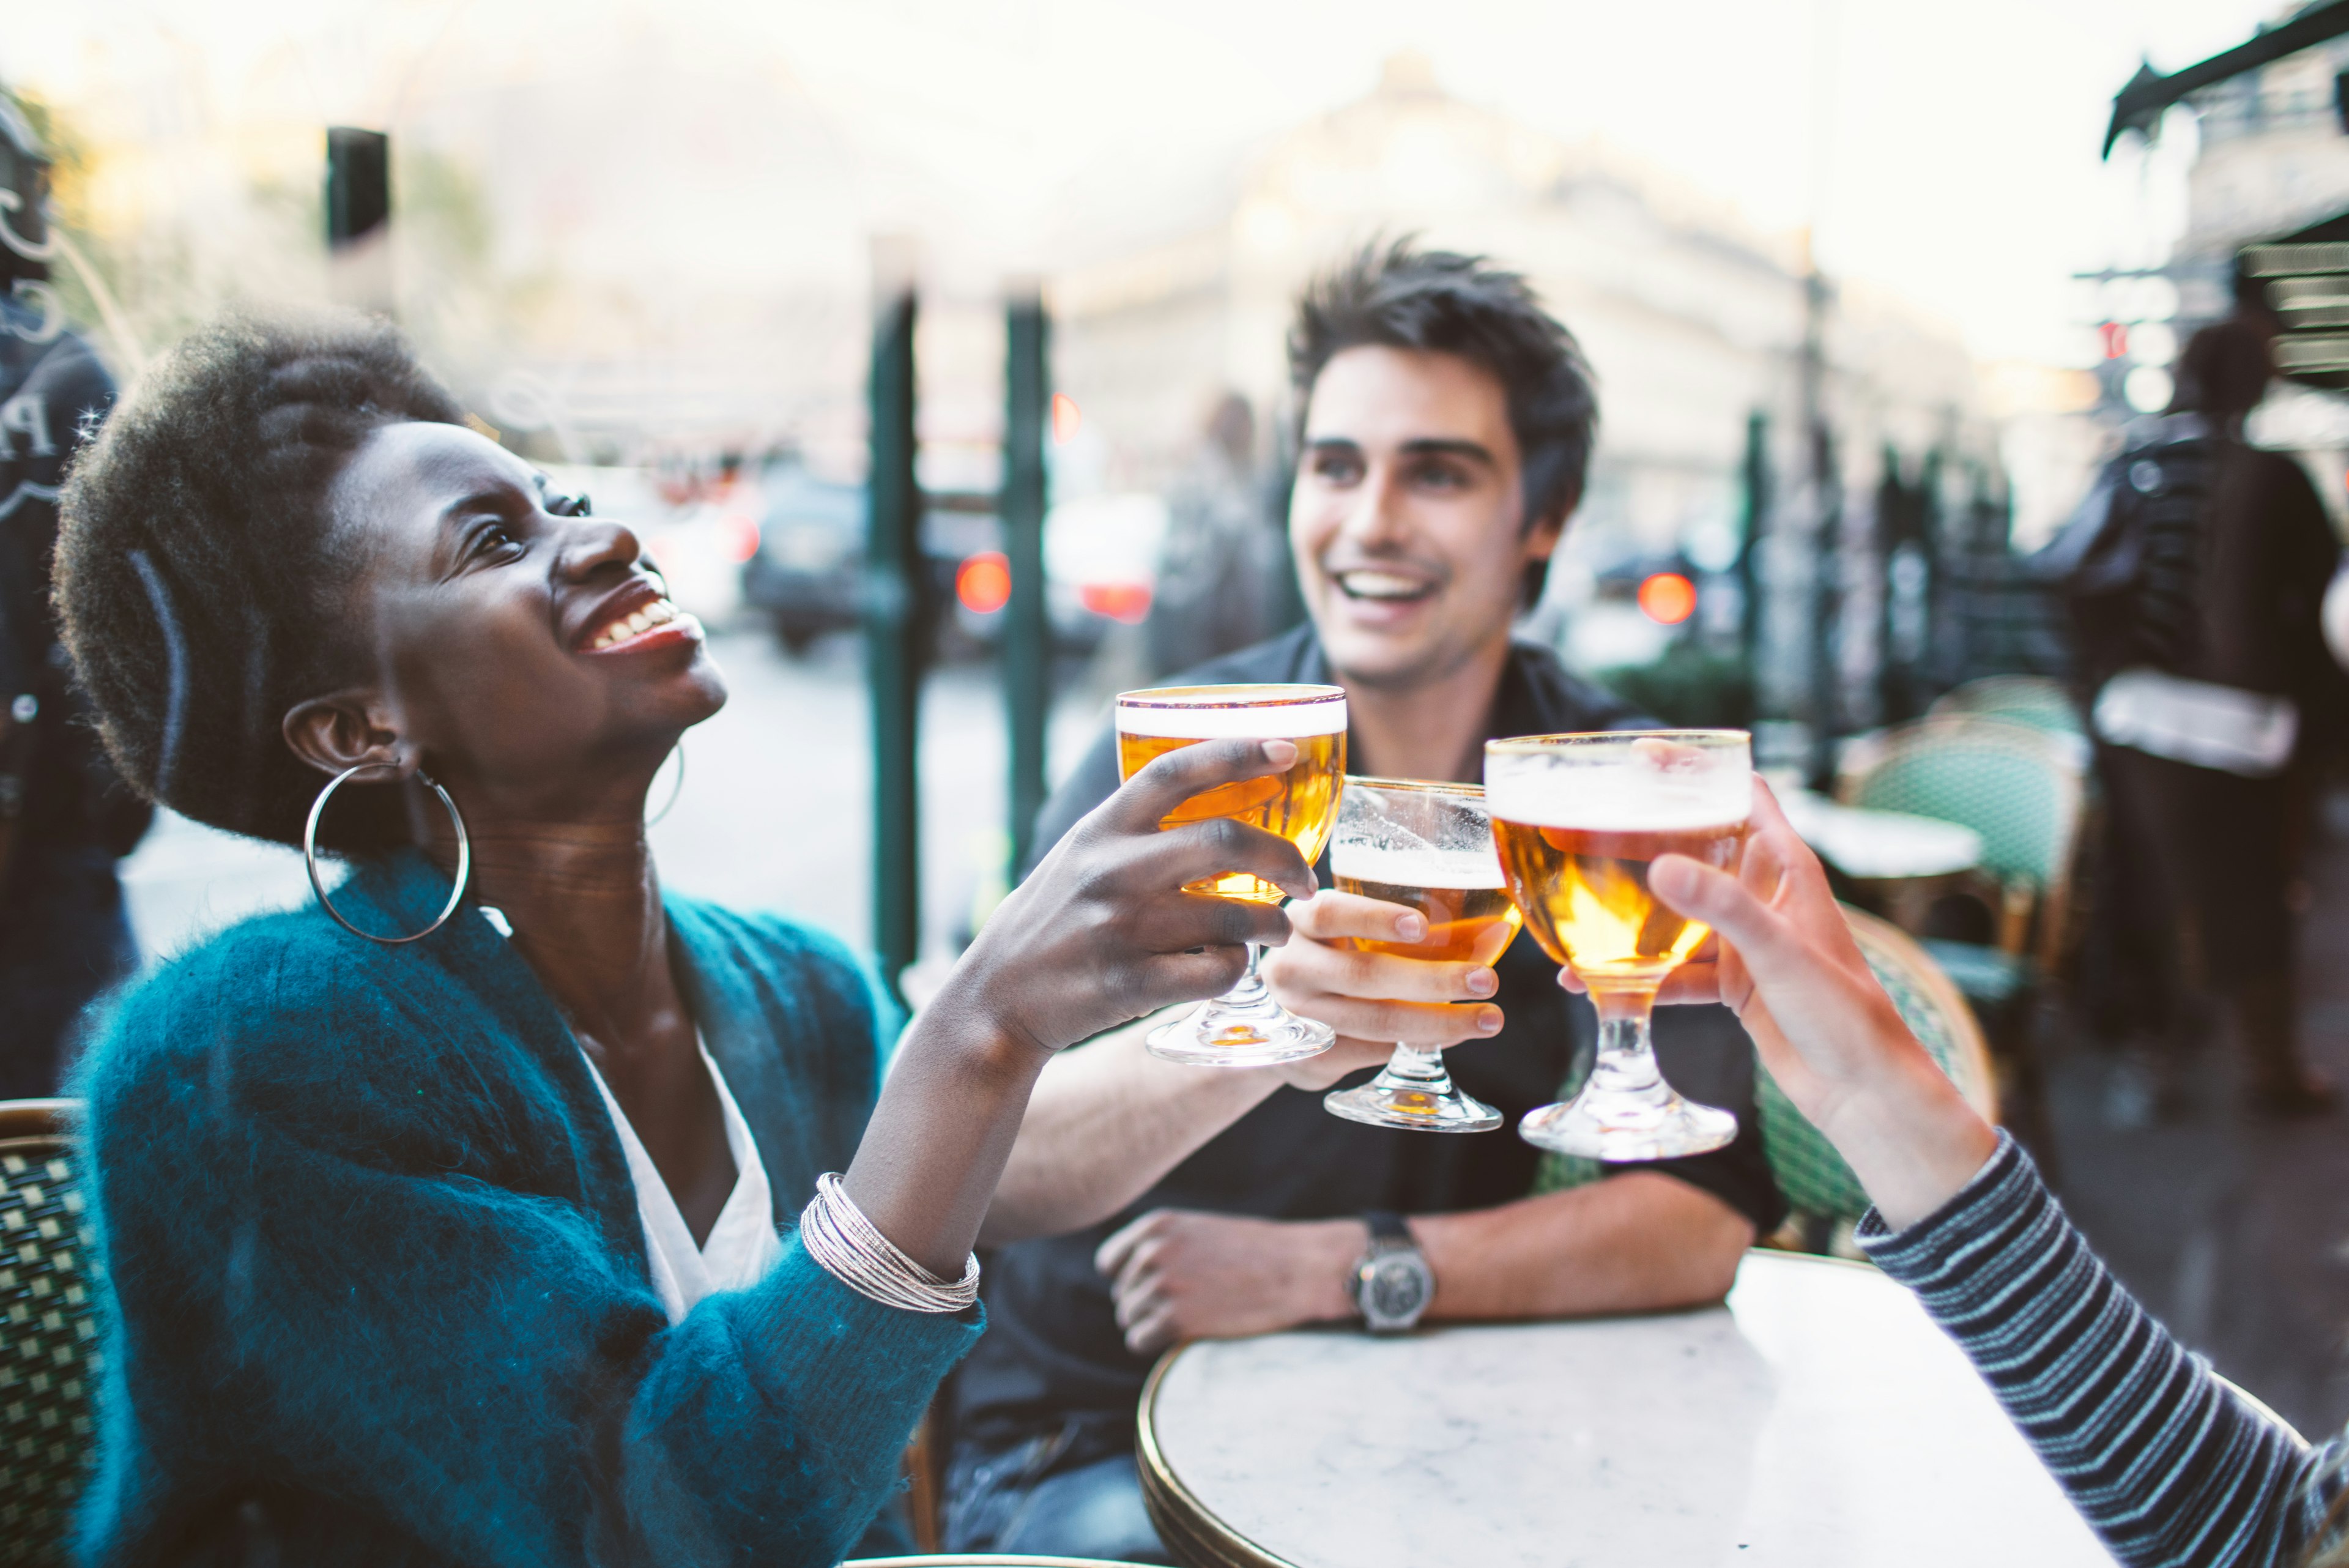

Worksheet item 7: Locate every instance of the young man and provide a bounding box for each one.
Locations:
[944,242,1785,1562]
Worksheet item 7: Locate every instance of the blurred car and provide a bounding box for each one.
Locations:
[743,468,1167,660]
[946,491,1165,652]
[740,464,874,655]
[1043,492,1165,648]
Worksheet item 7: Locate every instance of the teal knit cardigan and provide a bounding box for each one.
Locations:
[74,851,982,1567]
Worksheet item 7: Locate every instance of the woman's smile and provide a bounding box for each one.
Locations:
[578,592,703,655]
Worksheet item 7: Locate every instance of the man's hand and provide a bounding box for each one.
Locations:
[1259,890,1505,1090]
[1095,1209,1362,1354]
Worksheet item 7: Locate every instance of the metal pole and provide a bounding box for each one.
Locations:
[325,127,392,313]
[1875,447,1909,724]
[866,267,922,1004]
[1003,293,1051,880]
[1798,255,1839,787]
[1736,411,1768,679]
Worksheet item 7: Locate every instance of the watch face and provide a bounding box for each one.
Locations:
[1363,1253,1430,1327]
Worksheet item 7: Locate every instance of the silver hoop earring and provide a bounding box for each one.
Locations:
[303,764,472,945]
[646,743,686,827]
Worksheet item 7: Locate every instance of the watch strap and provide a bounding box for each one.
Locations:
[1363,1209,1411,1247]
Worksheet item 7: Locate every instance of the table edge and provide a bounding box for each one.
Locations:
[1138,1345,1304,1568]
[1134,1253,1905,1568]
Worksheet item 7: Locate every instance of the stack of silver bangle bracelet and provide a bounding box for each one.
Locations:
[799,1172,980,1315]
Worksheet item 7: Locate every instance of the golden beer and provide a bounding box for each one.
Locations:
[1322,776,1515,1132]
[1334,845,1524,967]
[1115,686,1347,905]
[1491,820,1747,981]
[1483,730,1753,1161]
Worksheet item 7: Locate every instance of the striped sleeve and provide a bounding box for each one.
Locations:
[1856,1133,2341,1568]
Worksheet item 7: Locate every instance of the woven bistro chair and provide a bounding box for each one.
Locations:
[1831,716,2084,1151]
[1926,675,2084,737]
[1532,907,1998,1260]
[1751,908,1998,1255]
[0,1099,97,1568]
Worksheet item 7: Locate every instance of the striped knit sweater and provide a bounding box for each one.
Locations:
[1857,1133,2347,1567]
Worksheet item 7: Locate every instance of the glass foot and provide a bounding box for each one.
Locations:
[1145,999,1334,1066]
[1518,1085,1737,1161]
[1325,1079,1502,1133]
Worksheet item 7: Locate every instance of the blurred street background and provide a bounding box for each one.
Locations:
[18,0,2349,1441]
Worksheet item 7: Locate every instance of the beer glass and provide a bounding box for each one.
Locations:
[1116,683,1348,1065]
[1485,730,1752,1159]
[1324,778,1524,1132]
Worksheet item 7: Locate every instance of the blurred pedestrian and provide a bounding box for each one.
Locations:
[1142,392,1293,675]
[0,94,145,1090]
[2057,314,2343,1117]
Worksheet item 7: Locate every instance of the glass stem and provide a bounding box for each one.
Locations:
[1373,1043,1454,1092]
[1220,941,1270,1006]
[1583,984,1666,1101]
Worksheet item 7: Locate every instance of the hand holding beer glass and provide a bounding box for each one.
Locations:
[1323,778,1523,1132]
[1115,684,1347,1066]
[1486,730,1752,1159]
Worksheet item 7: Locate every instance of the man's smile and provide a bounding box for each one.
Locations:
[1331,568,1441,606]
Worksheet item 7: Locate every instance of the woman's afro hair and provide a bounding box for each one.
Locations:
[54,309,464,849]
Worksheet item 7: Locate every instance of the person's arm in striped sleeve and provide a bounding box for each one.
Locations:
[1578,780,2346,1568]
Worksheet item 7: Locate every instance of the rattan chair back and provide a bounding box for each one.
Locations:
[1752,908,1998,1238]
[1834,717,2084,890]
[0,1099,95,1567]
[1533,909,1996,1252]
[1926,675,2082,736]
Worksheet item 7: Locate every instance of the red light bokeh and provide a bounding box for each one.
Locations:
[957,551,1014,614]
[1638,571,1697,626]
[1079,581,1152,623]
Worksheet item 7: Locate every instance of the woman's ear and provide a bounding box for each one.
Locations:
[283,691,406,779]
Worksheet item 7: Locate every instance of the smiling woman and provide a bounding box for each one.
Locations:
[50,310,1326,1567]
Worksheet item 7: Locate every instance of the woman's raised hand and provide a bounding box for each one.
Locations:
[1611,781,1999,1228]
[949,738,1319,1058]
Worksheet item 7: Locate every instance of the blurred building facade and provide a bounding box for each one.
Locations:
[1046,54,1994,716]
[2178,7,2349,465]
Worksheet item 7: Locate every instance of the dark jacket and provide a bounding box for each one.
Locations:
[78,852,979,1567]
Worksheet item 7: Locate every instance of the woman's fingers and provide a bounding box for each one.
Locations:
[1140,885,1294,946]
[1648,853,1814,987]
[1137,814,1317,906]
[1110,738,1316,894]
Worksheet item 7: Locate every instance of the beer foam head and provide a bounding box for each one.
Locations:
[1332,841,1507,889]
[1116,683,1346,739]
[1485,732,1751,830]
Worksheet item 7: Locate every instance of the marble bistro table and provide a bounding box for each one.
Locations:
[1137,1249,2113,1568]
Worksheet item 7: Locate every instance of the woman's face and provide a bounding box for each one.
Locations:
[322,420,726,812]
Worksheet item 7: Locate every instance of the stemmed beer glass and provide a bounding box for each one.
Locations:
[1485,730,1753,1160]
[1115,683,1347,1066]
[1323,778,1524,1133]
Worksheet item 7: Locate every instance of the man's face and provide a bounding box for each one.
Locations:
[1289,345,1564,691]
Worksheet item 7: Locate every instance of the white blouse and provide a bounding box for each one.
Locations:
[579,1038,785,1325]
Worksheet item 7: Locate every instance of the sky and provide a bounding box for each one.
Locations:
[1,0,2288,366]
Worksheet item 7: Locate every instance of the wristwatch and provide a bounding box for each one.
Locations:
[1348,1211,1434,1334]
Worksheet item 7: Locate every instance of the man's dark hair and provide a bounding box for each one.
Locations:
[54,310,464,850]
[1288,239,1599,604]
